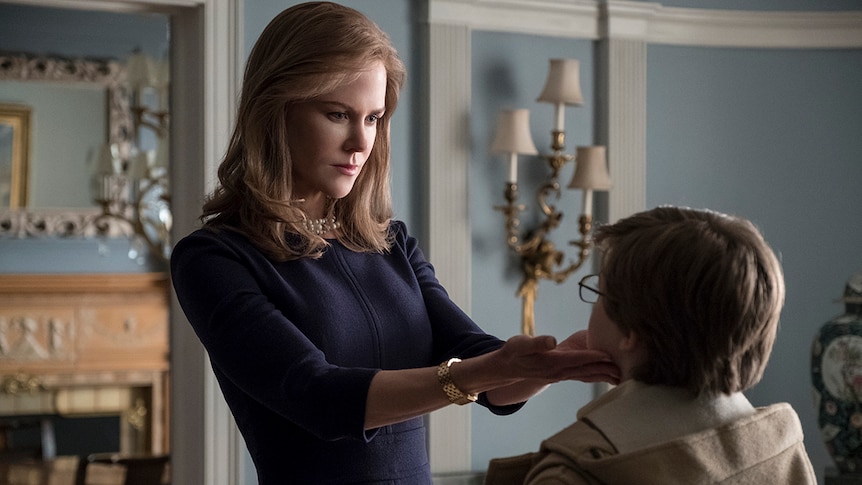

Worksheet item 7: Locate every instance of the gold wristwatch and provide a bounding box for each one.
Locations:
[437,357,478,405]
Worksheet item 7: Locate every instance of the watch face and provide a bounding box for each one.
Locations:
[437,359,476,405]
[822,334,862,402]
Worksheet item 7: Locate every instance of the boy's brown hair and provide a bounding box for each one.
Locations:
[594,206,785,396]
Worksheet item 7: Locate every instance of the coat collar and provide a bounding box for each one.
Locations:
[575,380,755,453]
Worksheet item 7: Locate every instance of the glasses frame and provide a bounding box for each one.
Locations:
[578,274,606,304]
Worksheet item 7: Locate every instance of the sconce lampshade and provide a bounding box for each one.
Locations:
[536,58,583,106]
[491,109,539,155]
[96,144,118,176]
[152,59,170,88]
[568,146,612,190]
[154,136,170,169]
[126,51,153,89]
[129,150,152,180]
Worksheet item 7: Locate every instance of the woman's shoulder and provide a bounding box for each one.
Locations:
[176,226,242,246]
[385,219,416,250]
[172,226,258,260]
[388,219,408,236]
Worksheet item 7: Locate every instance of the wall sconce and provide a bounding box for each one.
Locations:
[492,58,611,336]
[94,50,171,262]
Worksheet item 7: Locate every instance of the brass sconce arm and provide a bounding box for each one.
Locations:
[490,59,611,336]
[93,51,172,263]
[495,176,594,336]
[132,105,170,138]
[2,373,45,395]
[94,172,171,261]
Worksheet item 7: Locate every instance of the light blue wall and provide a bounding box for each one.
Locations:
[0,4,169,59]
[632,0,862,11]
[0,238,165,272]
[3,81,106,208]
[470,17,862,479]
[242,1,862,481]
[4,0,859,481]
[646,44,862,480]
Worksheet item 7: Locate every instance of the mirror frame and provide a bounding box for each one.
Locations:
[0,50,132,238]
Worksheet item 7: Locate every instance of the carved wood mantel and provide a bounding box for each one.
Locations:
[0,272,170,454]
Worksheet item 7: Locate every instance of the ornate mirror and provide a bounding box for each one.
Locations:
[0,5,171,261]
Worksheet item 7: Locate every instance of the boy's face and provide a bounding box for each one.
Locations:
[586,296,627,358]
[586,280,647,381]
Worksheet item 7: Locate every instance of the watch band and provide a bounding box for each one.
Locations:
[437,357,478,405]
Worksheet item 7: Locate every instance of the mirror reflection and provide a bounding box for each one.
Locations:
[0,4,171,260]
[0,51,131,209]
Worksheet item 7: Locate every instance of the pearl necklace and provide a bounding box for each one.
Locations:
[303,216,340,236]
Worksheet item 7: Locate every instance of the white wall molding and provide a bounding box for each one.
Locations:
[196,2,244,485]
[0,0,199,13]
[429,0,600,38]
[597,37,647,224]
[605,1,862,49]
[424,20,475,474]
[429,0,862,49]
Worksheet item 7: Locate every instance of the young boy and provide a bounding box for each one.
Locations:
[485,206,816,484]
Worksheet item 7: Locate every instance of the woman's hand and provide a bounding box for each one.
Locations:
[488,332,618,384]
[365,331,619,428]
[469,332,619,406]
[554,330,620,384]
[556,329,590,351]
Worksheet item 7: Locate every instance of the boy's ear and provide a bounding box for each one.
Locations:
[619,330,640,352]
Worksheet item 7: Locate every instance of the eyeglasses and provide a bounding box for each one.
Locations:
[578,274,606,304]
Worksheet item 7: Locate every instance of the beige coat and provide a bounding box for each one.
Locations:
[485,381,816,485]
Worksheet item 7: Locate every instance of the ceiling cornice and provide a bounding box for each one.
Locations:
[427,0,862,49]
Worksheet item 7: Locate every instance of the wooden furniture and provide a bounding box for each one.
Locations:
[0,456,78,485]
[0,273,170,455]
[0,455,168,485]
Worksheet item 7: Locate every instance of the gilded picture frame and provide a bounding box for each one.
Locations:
[0,103,31,209]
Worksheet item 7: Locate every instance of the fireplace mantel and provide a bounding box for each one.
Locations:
[0,272,170,454]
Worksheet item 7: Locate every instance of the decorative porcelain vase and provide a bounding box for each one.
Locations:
[812,271,862,474]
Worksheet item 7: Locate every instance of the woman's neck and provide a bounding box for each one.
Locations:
[295,193,328,220]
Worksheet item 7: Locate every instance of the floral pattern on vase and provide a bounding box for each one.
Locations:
[812,271,862,474]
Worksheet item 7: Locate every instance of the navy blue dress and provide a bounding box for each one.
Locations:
[171,221,520,484]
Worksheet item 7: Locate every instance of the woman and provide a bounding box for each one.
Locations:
[170,2,618,483]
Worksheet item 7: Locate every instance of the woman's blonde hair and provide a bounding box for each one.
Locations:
[201,2,406,260]
[594,206,785,396]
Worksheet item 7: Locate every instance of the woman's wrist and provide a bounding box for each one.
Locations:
[437,358,478,405]
[445,350,522,398]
